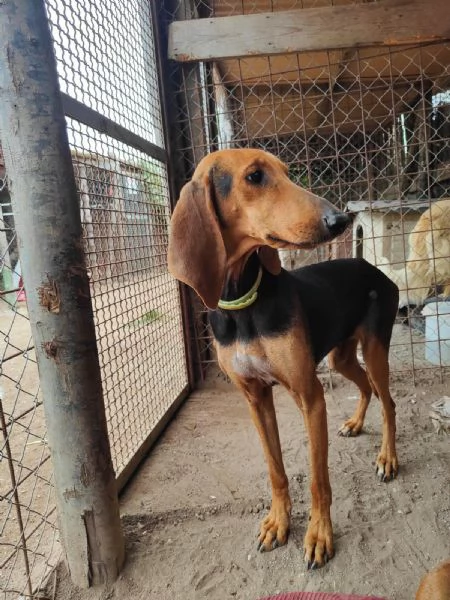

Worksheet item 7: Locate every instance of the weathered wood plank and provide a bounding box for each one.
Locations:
[212,0,355,19]
[218,44,450,85]
[241,83,417,137]
[169,0,450,62]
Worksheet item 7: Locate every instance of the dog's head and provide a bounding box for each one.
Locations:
[168,149,350,309]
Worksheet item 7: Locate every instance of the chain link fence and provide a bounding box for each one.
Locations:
[1,157,60,598]
[163,0,450,383]
[1,0,189,596]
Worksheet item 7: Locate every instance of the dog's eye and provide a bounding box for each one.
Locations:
[246,170,264,185]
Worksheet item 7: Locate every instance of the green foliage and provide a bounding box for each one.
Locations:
[140,160,165,206]
[126,309,162,330]
[288,164,310,188]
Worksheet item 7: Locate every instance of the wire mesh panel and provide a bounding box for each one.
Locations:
[1,167,60,597]
[1,0,189,596]
[67,120,188,475]
[163,0,450,381]
[47,0,164,147]
[44,0,189,477]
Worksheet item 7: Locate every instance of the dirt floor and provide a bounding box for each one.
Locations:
[49,367,449,600]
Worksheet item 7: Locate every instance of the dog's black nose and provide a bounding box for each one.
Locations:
[322,210,351,236]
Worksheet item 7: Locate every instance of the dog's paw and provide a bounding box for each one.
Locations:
[338,417,363,437]
[303,512,334,570]
[375,451,398,482]
[256,496,291,552]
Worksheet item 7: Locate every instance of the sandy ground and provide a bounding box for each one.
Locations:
[47,367,450,600]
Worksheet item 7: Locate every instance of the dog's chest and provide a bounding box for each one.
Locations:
[231,350,275,385]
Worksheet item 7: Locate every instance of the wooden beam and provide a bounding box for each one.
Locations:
[169,0,450,62]
[218,43,450,86]
[240,83,417,138]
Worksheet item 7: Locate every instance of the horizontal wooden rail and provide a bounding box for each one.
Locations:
[169,0,450,62]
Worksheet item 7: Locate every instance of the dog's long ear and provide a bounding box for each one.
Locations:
[258,246,282,275]
[168,178,226,309]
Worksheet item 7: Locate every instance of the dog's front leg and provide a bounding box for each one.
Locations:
[240,380,292,552]
[293,375,334,569]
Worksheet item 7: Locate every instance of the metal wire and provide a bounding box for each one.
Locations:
[0,175,60,597]
[50,0,189,482]
[67,118,188,475]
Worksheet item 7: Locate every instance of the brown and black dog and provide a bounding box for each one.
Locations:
[168,149,399,569]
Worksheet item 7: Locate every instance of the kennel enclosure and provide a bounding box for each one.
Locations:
[1,0,450,596]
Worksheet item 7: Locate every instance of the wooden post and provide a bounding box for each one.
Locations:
[0,0,125,587]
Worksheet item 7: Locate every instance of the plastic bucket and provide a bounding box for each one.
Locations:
[421,300,450,366]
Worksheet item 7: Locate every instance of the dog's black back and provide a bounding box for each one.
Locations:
[209,257,399,364]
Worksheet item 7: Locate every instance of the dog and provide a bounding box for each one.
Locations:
[168,149,399,569]
[378,199,450,308]
[416,559,450,600]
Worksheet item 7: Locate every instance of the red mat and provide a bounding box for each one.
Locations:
[258,593,387,600]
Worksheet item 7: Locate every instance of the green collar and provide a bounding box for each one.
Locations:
[217,266,263,311]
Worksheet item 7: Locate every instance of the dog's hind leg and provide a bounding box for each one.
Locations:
[361,335,398,481]
[328,338,374,436]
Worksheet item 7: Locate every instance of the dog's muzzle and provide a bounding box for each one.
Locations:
[322,210,351,238]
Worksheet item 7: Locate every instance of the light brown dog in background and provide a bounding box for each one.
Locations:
[379,199,450,307]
